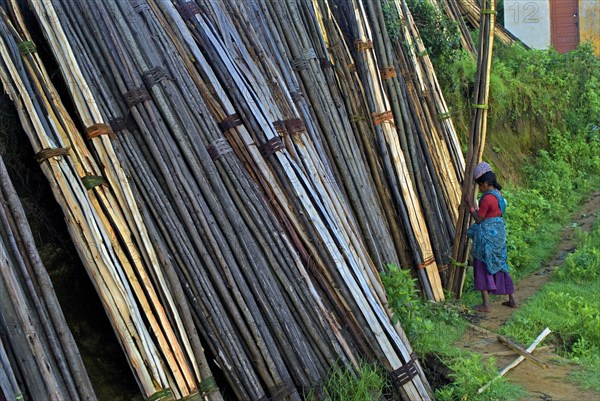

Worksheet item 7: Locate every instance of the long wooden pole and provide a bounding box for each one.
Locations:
[447,0,497,297]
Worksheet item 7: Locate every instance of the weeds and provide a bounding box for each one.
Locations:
[380,265,525,399]
[436,353,525,401]
[303,361,390,401]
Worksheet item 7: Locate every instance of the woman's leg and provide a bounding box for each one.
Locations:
[474,290,491,312]
[502,294,518,308]
[497,272,517,308]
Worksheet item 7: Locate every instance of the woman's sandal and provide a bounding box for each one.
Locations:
[473,305,491,313]
[501,301,518,308]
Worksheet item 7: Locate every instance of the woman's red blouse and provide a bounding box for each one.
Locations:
[477,193,503,219]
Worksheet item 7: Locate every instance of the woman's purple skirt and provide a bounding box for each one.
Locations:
[473,258,515,294]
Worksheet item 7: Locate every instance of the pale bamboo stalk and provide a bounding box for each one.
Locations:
[497,336,548,369]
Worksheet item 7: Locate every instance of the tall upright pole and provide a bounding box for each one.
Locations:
[446,0,497,297]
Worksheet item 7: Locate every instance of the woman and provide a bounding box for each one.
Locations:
[466,162,517,312]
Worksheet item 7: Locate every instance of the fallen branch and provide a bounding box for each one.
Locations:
[478,327,551,394]
[497,336,548,369]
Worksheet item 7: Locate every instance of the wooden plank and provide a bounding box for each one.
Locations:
[497,336,548,369]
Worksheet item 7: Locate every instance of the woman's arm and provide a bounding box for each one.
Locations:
[468,204,484,223]
[466,193,493,223]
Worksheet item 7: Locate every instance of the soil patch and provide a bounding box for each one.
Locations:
[456,191,600,401]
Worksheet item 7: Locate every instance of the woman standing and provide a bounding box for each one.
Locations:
[466,162,517,312]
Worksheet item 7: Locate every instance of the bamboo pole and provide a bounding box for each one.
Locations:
[447,0,497,298]
[497,336,549,369]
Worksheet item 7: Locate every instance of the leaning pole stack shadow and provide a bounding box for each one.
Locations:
[0,155,97,401]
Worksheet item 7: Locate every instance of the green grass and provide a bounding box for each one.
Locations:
[501,220,600,392]
[435,352,526,401]
[303,361,391,401]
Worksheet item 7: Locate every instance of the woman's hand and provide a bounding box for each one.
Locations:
[464,192,476,214]
[464,192,474,208]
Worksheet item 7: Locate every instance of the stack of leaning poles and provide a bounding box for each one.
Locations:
[230,0,405,273]
[158,0,434,397]
[361,0,465,267]
[0,5,218,400]
[382,0,465,277]
[447,0,498,297]
[259,0,455,300]
[24,0,437,400]
[387,0,465,211]
[321,0,448,299]
[0,155,97,401]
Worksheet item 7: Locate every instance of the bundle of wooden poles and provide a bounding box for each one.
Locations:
[0,153,97,401]
[447,0,498,296]
[318,0,464,298]
[0,0,478,399]
[0,6,216,400]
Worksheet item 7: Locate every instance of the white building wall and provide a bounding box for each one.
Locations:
[504,0,551,49]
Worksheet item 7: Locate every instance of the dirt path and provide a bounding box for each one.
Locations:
[456,191,600,401]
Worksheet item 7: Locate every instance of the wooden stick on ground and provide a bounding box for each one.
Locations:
[497,336,548,369]
[468,323,548,369]
[478,327,551,394]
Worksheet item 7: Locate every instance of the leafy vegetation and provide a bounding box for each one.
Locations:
[435,42,600,159]
[303,361,391,401]
[383,0,461,59]
[404,0,461,59]
[501,221,600,392]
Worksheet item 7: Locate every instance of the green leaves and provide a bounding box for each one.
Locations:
[380,263,423,332]
[404,0,461,60]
